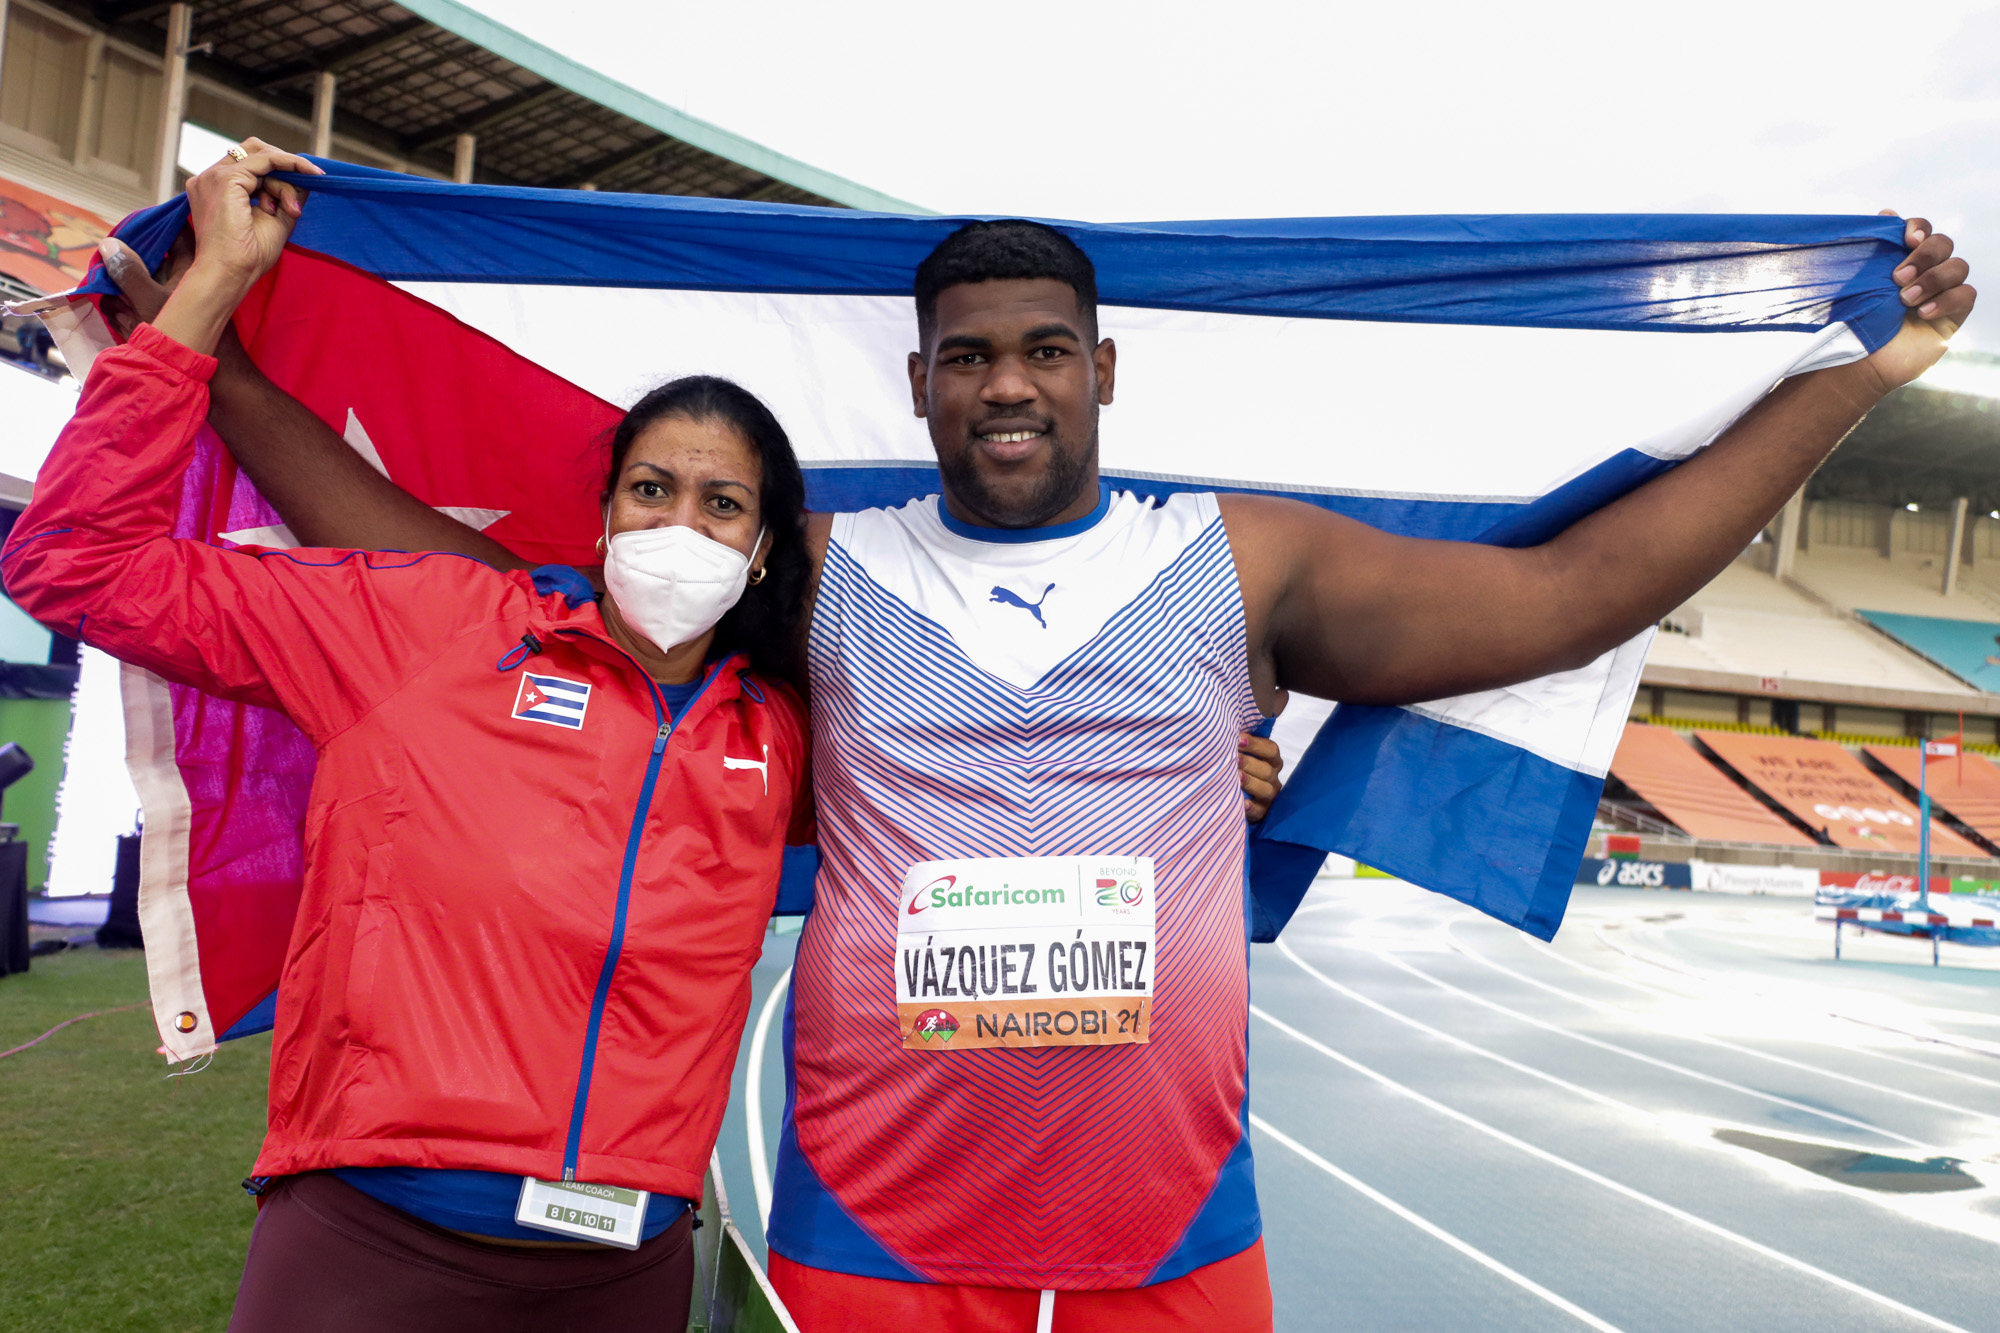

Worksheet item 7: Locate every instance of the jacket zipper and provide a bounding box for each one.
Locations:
[556,636,723,1182]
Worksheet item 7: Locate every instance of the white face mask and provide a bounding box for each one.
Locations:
[601,521,762,653]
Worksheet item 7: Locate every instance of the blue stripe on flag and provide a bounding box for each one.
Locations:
[805,448,1671,547]
[89,161,1908,350]
[1254,704,1602,941]
[516,708,582,726]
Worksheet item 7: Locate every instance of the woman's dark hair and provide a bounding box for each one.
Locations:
[603,376,808,681]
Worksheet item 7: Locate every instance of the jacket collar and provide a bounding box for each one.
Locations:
[523,567,753,716]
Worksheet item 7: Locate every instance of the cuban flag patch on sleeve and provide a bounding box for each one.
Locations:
[511,672,592,730]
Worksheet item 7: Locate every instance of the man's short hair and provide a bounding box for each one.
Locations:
[914,220,1099,347]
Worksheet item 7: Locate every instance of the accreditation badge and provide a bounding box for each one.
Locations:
[895,855,1155,1051]
[514,1176,649,1248]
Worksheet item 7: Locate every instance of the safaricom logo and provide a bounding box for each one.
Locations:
[907,874,1067,914]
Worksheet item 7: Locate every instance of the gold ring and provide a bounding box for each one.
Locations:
[226,145,248,163]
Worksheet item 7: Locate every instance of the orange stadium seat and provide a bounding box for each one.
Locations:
[1865,745,2000,851]
[1609,723,1815,846]
[1696,731,1985,857]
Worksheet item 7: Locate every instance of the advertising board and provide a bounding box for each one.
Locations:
[1817,870,1948,897]
[1689,861,1820,896]
[1576,858,1692,889]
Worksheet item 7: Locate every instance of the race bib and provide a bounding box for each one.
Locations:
[896,855,1155,1051]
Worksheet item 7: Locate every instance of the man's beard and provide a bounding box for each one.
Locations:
[937,425,1097,530]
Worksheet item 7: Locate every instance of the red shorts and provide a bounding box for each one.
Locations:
[768,1239,1273,1333]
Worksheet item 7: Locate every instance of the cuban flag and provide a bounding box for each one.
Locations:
[40,159,1911,1056]
[512,672,591,730]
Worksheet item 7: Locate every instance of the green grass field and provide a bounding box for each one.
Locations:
[0,947,269,1333]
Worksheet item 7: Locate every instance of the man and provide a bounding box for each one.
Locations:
[102,151,1972,1331]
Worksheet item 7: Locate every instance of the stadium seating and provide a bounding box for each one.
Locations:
[1866,745,2000,850]
[1647,564,1976,694]
[1853,610,2000,691]
[1789,546,2000,622]
[1696,731,1983,856]
[1608,722,1814,845]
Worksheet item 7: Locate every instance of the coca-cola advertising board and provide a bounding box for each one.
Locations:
[1819,871,1957,897]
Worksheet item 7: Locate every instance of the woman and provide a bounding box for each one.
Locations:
[4,143,810,1329]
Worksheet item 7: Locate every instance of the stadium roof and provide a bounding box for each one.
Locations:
[50,0,925,213]
[1812,350,2000,513]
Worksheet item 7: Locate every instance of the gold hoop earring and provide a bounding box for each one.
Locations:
[595,535,608,556]
[747,566,767,586]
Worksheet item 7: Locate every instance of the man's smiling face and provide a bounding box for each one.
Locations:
[909,277,1116,530]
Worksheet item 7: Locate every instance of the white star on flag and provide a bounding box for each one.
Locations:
[218,409,510,548]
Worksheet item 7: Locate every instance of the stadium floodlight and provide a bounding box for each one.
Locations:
[1906,503,1920,512]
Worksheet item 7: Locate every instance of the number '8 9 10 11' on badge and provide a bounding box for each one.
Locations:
[895,855,1155,1052]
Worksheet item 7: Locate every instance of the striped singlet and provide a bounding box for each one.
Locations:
[768,485,1265,1290]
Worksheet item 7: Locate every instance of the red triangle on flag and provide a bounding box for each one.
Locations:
[232,246,622,568]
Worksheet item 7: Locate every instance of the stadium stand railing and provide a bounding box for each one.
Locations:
[1636,716,1792,737]
[1595,797,1692,841]
[1633,715,2000,757]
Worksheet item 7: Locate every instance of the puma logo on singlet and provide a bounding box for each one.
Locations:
[989,583,1055,628]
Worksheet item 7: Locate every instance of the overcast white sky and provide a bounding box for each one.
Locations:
[463,0,2000,352]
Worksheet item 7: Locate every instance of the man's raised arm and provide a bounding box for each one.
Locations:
[99,232,526,569]
[1228,214,1976,709]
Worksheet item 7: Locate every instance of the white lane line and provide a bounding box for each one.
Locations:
[1248,1005,1976,1333]
[1449,923,2000,1125]
[1365,946,1935,1151]
[1520,931,2000,1095]
[1594,921,2000,1055]
[1669,918,2000,999]
[1277,937,1648,1120]
[1248,1114,1626,1333]
[746,964,791,1232]
[1277,938,1976,1217]
[1826,1042,2000,1091]
[1528,937,1697,1001]
[1279,931,2000,1242]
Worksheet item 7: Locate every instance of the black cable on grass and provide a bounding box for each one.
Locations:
[0,1001,148,1060]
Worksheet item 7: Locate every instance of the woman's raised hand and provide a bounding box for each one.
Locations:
[184,138,324,294]
[153,140,323,356]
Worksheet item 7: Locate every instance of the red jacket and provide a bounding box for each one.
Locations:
[4,325,809,1202]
